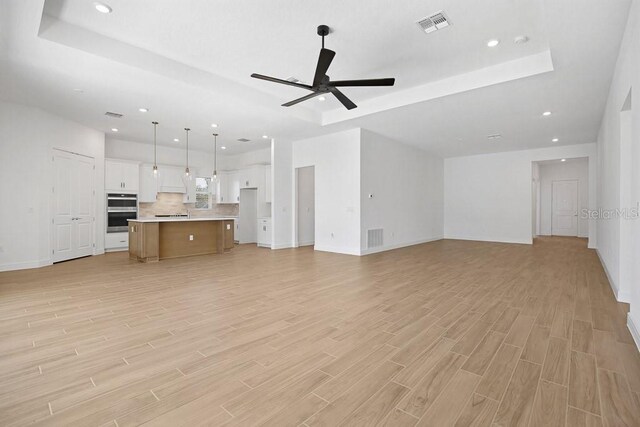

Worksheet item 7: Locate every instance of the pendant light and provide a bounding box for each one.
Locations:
[212,133,218,179]
[184,127,191,179]
[151,121,158,175]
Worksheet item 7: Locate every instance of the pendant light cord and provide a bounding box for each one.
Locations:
[152,121,158,167]
[184,128,190,174]
[213,133,218,177]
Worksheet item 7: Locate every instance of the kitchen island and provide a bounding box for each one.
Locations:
[128,217,235,262]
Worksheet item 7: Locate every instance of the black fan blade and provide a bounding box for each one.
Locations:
[329,87,357,110]
[251,73,312,90]
[282,91,324,107]
[331,78,395,87]
[313,48,336,87]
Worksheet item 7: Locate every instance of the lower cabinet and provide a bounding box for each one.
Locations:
[257,218,271,248]
[105,232,129,252]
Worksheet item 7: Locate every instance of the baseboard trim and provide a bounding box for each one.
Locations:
[360,236,444,256]
[628,313,640,352]
[443,235,532,245]
[271,242,294,250]
[595,249,626,302]
[313,245,361,256]
[0,259,52,272]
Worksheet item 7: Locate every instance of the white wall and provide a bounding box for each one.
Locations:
[538,159,589,238]
[222,148,270,170]
[360,130,444,254]
[0,100,105,271]
[271,139,293,249]
[292,129,361,255]
[595,0,640,347]
[106,139,270,172]
[444,143,597,246]
[106,138,213,173]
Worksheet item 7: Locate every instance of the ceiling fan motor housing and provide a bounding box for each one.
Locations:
[317,25,330,37]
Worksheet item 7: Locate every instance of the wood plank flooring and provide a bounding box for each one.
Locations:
[0,237,639,426]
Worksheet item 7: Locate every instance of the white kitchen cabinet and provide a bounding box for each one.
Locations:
[106,159,139,192]
[105,232,128,251]
[228,171,241,203]
[216,172,229,203]
[159,166,186,193]
[183,176,196,203]
[240,166,264,189]
[257,218,271,247]
[139,164,158,203]
[265,165,272,203]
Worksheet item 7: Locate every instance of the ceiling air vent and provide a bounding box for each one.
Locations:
[417,11,451,34]
[237,138,251,143]
[104,111,123,118]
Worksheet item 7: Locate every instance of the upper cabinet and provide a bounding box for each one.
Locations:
[158,166,187,194]
[227,171,241,203]
[240,165,264,190]
[139,164,158,203]
[216,172,230,204]
[183,175,196,203]
[105,159,139,192]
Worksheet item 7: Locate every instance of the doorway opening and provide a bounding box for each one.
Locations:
[532,157,589,239]
[296,166,315,247]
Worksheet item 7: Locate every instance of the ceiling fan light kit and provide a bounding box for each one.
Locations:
[251,25,395,110]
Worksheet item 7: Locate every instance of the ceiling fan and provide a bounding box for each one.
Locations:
[251,25,395,110]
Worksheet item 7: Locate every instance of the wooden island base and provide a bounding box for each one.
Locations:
[128,219,234,262]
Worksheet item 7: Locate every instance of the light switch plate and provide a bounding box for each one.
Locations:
[189,235,194,241]
[226,224,231,230]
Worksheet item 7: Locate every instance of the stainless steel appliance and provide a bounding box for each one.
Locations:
[107,193,137,233]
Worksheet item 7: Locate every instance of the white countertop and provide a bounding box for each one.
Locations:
[129,217,237,223]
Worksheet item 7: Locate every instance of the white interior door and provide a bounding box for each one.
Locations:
[552,180,578,236]
[53,150,95,262]
[296,166,315,246]
[238,188,257,243]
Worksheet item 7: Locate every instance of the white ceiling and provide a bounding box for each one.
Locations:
[0,0,631,157]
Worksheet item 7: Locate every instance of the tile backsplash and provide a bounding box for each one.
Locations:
[139,193,239,217]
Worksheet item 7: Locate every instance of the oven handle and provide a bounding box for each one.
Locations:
[107,209,138,213]
[107,197,138,201]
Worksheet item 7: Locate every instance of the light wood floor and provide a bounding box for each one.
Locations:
[1,237,639,426]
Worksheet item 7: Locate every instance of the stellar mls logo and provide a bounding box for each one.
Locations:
[581,202,640,220]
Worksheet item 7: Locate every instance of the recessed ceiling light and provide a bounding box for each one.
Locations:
[94,2,112,14]
[262,135,268,139]
[552,138,559,142]
[72,88,84,93]
[138,108,148,113]
[173,138,179,142]
[111,128,118,132]
[514,35,529,44]
[561,158,566,162]
[211,123,218,128]
[487,39,500,47]
[318,96,326,102]
[487,134,502,140]
[221,146,227,150]
[542,111,552,116]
